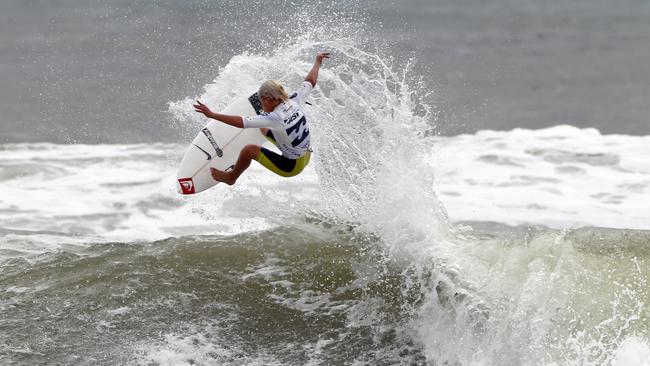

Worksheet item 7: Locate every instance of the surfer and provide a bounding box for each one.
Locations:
[193,52,330,185]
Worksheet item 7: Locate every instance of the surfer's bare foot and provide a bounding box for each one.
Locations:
[210,167,236,185]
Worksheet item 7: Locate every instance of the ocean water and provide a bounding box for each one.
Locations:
[2,1,650,365]
[2,0,650,142]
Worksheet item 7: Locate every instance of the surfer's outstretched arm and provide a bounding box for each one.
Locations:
[193,101,244,128]
[305,52,330,87]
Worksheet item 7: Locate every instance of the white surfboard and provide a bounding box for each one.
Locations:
[176,93,267,195]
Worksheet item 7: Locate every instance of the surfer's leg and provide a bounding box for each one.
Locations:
[255,148,311,177]
[210,144,260,185]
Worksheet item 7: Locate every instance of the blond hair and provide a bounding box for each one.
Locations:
[258,80,288,102]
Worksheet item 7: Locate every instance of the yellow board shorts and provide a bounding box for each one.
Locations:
[255,130,311,177]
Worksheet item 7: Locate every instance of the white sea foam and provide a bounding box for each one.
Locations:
[0,142,319,257]
[432,125,650,230]
[137,321,328,366]
[615,337,650,366]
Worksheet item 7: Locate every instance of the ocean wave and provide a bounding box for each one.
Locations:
[2,31,650,365]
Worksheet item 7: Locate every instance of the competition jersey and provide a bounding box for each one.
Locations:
[242,81,312,159]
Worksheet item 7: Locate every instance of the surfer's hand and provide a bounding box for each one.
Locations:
[193,101,215,119]
[316,52,330,63]
[305,53,329,86]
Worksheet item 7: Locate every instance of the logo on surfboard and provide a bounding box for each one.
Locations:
[194,144,212,160]
[201,128,223,157]
[178,178,195,194]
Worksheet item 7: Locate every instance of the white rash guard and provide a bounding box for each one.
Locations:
[242,81,313,159]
